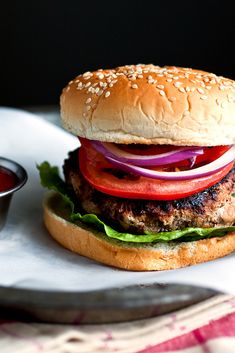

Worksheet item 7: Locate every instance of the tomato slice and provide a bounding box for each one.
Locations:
[79,141,233,200]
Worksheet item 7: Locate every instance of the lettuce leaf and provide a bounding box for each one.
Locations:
[37,162,235,243]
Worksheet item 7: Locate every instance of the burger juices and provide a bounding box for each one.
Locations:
[38,65,235,270]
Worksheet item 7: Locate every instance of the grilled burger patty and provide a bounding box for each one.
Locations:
[64,149,235,234]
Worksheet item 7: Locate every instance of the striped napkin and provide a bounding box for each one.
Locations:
[0,295,235,353]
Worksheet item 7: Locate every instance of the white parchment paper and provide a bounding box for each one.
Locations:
[0,107,234,294]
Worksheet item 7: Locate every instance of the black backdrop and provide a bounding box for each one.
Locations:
[0,0,234,106]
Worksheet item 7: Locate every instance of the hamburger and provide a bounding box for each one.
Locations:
[38,64,235,271]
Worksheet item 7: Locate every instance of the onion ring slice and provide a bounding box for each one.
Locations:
[91,140,204,166]
[106,145,235,180]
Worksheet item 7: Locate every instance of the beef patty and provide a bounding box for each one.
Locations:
[64,149,235,234]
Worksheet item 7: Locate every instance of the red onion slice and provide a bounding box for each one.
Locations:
[91,140,204,166]
[106,145,235,180]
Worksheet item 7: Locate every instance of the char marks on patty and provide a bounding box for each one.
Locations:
[64,149,235,234]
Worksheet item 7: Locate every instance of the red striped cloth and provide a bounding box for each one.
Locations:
[0,295,235,353]
[138,312,235,353]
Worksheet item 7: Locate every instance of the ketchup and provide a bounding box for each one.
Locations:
[0,166,17,192]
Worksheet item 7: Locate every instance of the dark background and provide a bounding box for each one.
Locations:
[0,0,234,107]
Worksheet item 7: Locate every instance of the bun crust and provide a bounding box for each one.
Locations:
[61,64,235,146]
[43,192,235,271]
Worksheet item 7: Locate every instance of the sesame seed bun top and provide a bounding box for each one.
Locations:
[60,64,235,146]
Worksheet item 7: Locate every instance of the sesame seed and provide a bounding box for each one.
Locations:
[197,88,205,94]
[159,90,165,96]
[109,83,113,87]
[66,86,70,92]
[83,71,91,77]
[185,86,191,92]
[128,75,137,81]
[131,84,138,89]
[86,98,91,104]
[137,74,143,78]
[179,87,186,93]
[97,90,103,96]
[206,86,212,90]
[200,95,208,100]
[77,82,83,87]
[166,78,173,82]
[105,91,110,97]
[174,82,182,88]
[97,73,104,79]
[86,105,91,111]
[68,80,73,85]
[156,85,164,89]
[173,76,179,80]
[85,82,91,87]
[83,112,87,117]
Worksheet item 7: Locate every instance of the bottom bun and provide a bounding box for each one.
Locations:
[43,192,235,271]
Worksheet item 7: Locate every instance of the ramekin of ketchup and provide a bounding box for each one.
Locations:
[0,157,27,231]
[0,166,18,192]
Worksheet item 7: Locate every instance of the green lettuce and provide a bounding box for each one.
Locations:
[37,162,235,243]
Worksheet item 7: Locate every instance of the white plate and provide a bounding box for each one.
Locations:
[0,107,234,293]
